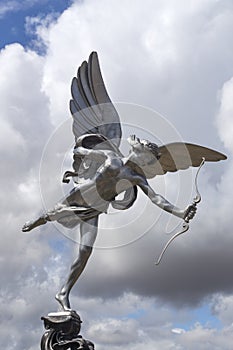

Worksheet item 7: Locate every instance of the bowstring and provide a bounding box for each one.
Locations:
[155,157,205,266]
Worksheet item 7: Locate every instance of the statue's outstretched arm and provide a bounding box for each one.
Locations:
[139,180,195,220]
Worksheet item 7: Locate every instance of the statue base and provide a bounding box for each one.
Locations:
[41,310,94,350]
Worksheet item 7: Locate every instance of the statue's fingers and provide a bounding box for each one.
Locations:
[190,209,196,219]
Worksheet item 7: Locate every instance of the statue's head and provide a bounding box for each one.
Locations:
[127,135,161,178]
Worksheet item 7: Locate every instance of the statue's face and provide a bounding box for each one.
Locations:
[127,135,160,173]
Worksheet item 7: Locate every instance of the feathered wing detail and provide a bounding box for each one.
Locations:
[88,52,122,144]
[153,143,227,175]
[70,51,122,147]
[68,52,123,186]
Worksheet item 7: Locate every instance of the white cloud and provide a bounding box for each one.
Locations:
[177,323,233,350]
[172,328,186,334]
[2,0,233,349]
[88,318,139,345]
[212,294,233,325]
[216,76,233,153]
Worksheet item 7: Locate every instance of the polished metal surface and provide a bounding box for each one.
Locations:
[41,310,94,350]
[22,52,227,311]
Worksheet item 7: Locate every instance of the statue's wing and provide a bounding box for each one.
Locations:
[70,51,122,147]
[154,143,227,175]
[65,52,122,185]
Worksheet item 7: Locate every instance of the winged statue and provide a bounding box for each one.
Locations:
[22,52,227,311]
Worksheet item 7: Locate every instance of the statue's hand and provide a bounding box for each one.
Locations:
[183,204,197,223]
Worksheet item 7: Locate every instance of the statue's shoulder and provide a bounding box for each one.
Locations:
[105,154,123,171]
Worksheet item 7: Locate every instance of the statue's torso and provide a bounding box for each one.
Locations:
[63,155,141,211]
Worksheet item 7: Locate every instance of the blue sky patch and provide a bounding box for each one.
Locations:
[0,0,72,50]
[174,302,222,331]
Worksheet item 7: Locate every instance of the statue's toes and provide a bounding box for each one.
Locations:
[22,221,32,232]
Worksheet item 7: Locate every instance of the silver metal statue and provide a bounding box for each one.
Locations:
[22,52,227,311]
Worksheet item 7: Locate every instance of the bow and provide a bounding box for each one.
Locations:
[155,157,205,265]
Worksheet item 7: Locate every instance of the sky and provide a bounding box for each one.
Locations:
[1,0,233,349]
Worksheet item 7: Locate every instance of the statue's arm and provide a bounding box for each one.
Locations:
[73,146,112,162]
[138,179,191,219]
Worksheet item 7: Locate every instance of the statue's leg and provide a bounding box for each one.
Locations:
[22,214,50,232]
[55,216,98,310]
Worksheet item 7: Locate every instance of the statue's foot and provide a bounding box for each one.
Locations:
[55,291,71,311]
[22,221,35,232]
[22,216,47,232]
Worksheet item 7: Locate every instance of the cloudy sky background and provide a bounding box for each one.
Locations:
[1,0,233,349]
